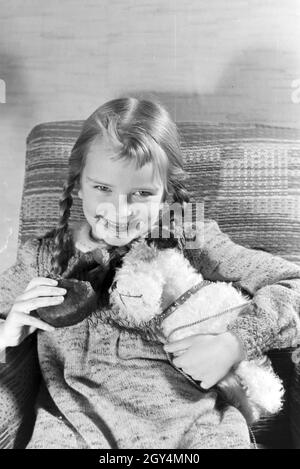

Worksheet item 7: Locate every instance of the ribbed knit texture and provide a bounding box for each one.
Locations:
[1,218,300,448]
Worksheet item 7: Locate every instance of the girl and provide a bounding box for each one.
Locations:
[1,97,300,449]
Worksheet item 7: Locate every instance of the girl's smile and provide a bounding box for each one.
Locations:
[95,215,145,238]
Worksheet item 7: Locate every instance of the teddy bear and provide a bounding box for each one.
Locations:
[109,238,284,425]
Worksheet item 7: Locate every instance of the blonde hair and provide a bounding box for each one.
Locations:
[48,97,190,276]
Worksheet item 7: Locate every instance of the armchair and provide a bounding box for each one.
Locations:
[1,120,300,448]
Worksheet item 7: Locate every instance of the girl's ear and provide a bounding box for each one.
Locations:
[78,189,83,199]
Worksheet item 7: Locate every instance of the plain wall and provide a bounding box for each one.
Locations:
[0,0,300,273]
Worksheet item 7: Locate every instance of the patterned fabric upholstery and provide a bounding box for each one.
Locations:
[19,121,300,265]
[2,121,299,449]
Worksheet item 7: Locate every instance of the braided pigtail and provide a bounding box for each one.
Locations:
[50,174,78,277]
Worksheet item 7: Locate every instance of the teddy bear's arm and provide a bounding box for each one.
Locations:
[184,218,300,360]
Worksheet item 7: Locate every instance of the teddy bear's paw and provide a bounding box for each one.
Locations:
[235,361,284,417]
[217,372,261,424]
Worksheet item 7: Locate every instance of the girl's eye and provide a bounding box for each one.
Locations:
[93,186,153,197]
[94,185,111,193]
[133,191,153,198]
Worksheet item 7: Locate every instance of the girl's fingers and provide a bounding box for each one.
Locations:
[19,285,67,301]
[164,336,196,353]
[28,325,37,335]
[172,349,188,357]
[12,295,65,314]
[164,333,216,353]
[8,311,55,332]
[200,381,212,390]
[24,277,58,292]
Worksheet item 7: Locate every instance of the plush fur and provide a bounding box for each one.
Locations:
[109,239,284,425]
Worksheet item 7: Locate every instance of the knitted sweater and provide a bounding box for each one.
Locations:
[1,218,300,449]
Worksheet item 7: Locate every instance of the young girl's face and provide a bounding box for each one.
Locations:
[78,136,165,247]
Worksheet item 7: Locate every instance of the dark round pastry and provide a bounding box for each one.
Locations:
[36,278,98,328]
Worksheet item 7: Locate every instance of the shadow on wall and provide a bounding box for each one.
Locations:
[125,48,300,127]
[0,50,36,266]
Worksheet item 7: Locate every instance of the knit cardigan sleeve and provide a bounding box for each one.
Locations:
[0,238,41,320]
[184,218,300,360]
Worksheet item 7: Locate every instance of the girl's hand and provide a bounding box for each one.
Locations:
[163,332,245,390]
[0,277,67,348]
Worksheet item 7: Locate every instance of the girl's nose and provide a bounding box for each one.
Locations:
[96,194,134,222]
[115,194,133,220]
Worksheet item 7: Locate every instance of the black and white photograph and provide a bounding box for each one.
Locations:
[0,0,300,452]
